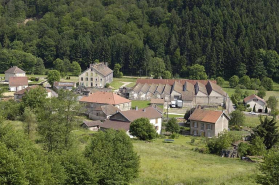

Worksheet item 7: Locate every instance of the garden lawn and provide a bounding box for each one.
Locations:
[110,77,137,89]
[132,136,257,185]
[132,100,150,109]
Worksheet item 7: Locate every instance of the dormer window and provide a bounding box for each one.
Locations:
[81,77,83,81]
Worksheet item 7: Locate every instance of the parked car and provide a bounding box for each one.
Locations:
[249,112,257,115]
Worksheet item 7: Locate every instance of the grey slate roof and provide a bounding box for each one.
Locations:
[5,66,25,74]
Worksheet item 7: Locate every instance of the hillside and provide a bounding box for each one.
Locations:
[0,0,279,80]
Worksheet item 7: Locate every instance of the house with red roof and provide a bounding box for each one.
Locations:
[79,91,131,117]
[189,108,229,137]
[243,94,267,113]
[9,77,28,92]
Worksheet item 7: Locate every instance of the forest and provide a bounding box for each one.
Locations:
[1,0,279,80]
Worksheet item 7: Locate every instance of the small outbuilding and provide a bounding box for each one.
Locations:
[81,120,102,131]
[243,94,267,113]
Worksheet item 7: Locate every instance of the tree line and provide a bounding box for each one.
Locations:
[1,0,279,80]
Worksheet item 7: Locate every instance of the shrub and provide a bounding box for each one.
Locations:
[237,142,251,157]
[229,110,245,126]
[169,133,180,139]
[105,83,110,88]
[166,118,180,133]
[130,118,157,140]
[216,77,224,87]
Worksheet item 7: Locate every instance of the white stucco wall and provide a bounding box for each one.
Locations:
[214,114,229,136]
[246,100,266,112]
[9,85,28,92]
[149,118,162,134]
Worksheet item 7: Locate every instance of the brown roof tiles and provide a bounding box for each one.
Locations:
[79,91,131,105]
[244,94,266,104]
[189,109,228,123]
[119,106,162,122]
[101,120,131,131]
[9,77,28,87]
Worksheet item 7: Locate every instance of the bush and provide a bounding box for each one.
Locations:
[229,75,239,88]
[237,142,251,157]
[194,147,209,154]
[29,77,36,81]
[207,131,240,155]
[169,133,180,139]
[130,118,157,140]
[105,83,110,88]
[166,118,180,133]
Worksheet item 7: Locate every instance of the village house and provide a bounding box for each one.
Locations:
[243,94,267,113]
[189,108,229,137]
[9,77,28,92]
[5,66,26,82]
[100,106,162,137]
[79,62,113,88]
[14,85,58,100]
[79,91,131,117]
[81,120,102,131]
[89,104,119,120]
[53,81,76,91]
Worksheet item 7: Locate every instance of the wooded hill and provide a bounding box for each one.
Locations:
[1,0,279,80]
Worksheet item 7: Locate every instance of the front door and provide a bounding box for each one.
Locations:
[207,132,211,137]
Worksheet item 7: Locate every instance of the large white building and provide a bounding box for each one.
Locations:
[5,66,26,82]
[79,63,113,88]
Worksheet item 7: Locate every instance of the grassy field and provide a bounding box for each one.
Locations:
[132,137,257,185]
[132,100,150,109]
[3,120,259,184]
[110,77,137,89]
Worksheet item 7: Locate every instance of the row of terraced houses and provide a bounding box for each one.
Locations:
[129,79,228,107]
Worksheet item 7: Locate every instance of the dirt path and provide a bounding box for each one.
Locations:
[120,82,132,88]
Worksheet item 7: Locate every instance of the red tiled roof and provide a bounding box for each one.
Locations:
[101,120,131,131]
[136,79,216,86]
[5,66,25,74]
[79,91,131,105]
[189,109,227,123]
[244,94,266,104]
[120,106,162,122]
[9,77,28,87]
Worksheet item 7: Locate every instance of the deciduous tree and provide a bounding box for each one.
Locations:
[130,118,157,140]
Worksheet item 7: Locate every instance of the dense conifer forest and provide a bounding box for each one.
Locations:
[1,0,279,80]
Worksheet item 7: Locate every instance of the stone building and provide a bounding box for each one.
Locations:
[5,66,26,82]
[79,63,113,88]
[189,108,229,137]
[128,79,228,107]
[79,91,131,118]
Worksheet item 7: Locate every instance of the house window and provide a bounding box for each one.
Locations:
[91,73,93,76]
[96,113,99,116]
[86,72,88,76]
[207,124,212,130]
[91,68,93,71]
[193,130,197,136]
[91,78,93,81]
[81,77,83,81]
[155,119,158,124]
[96,84,97,87]
[193,122,198,128]
[96,78,97,81]
[155,126,159,130]
[201,123,204,130]
[101,78,102,81]
[91,83,93,87]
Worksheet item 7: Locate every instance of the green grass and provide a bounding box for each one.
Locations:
[166,114,184,118]
[132,100,150,109]
[110,77,137,89]
[132,136,258,185]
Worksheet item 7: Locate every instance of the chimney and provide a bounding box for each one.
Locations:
[135,106,138,111]
[104,62,108,67]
